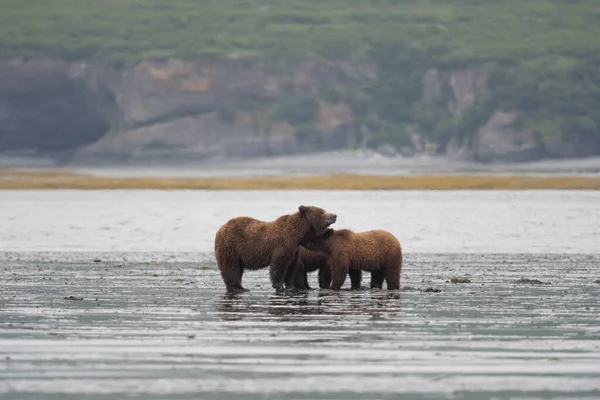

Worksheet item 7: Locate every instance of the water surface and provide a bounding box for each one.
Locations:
[1,255,599,399]
[0,190,599,399]
[1,190,599,256]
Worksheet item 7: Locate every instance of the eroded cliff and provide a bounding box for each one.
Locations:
[0,57,596,165]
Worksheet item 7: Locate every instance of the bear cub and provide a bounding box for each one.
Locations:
[304,228,402,290]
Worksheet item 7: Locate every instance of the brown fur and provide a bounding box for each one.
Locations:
[214,205,337,293]
[304,228,402,290]
[286,246,331,290]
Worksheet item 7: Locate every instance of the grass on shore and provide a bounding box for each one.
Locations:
[1,169,600,190]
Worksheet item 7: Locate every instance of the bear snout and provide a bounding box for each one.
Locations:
[328,213,337,223]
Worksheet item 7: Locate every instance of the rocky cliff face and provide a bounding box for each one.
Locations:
[0,58,372,163]
[421,67,598,163]
[0,57,594,165]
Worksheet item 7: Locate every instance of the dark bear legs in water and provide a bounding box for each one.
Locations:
[318,268,362,290]
[270,253,296,291]
[370,270,385,289]
[283,268,385,291]
[318,267,331,289]
[349,270,362,290]
[296,267,312,290]
[269,264,286,291]
[370,264,400,290]
[219,258,249,293]
[283,264,297,289]
[284,264,311,291]
[384,262,400,290]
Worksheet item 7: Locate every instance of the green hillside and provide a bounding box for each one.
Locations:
[2,0,600,156]
[1,0,599,65]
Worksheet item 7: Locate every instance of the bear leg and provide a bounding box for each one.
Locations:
[220,259,248,293]
[370,269,385,289]
[270,253,295,291]
[318,267,331,289]
[349,270,362,290]
[284,248,300,290]
[294,265,311,290]
[383,252,402,290]
[303,269,312,290]
[384,264,400,290]
[286,263,309,291]
[329,259,348,291]
[284,263,297,289]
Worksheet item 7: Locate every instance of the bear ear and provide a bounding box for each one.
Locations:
[324,228,334,238]
[298,205,308,215]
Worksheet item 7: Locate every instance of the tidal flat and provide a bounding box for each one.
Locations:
[1,254,599,399]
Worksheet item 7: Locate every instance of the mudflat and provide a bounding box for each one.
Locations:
[1,254,599,399]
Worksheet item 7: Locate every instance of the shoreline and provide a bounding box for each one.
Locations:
[2,169,600,190]
[4,152,600,177]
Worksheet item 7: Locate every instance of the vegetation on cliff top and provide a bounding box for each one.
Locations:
[2,0,599,65]
[1,0,600,156]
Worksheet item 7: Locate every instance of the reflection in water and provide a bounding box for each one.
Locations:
[215,292,319,320]
[215,289,403,321]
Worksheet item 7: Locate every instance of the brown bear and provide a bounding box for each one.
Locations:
[214,205,337,293]
[304,228,402,290]
[285,246,331,290]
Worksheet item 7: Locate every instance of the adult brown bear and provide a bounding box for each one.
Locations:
[285,246,331,290]
[214,205,337,293]
[304,228,402,290]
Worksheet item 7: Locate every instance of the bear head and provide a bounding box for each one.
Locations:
[298,205,337,238]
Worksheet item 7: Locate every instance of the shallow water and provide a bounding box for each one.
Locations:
[0,190,600,399]
[1,255,600,399]
[1,190,599,256]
